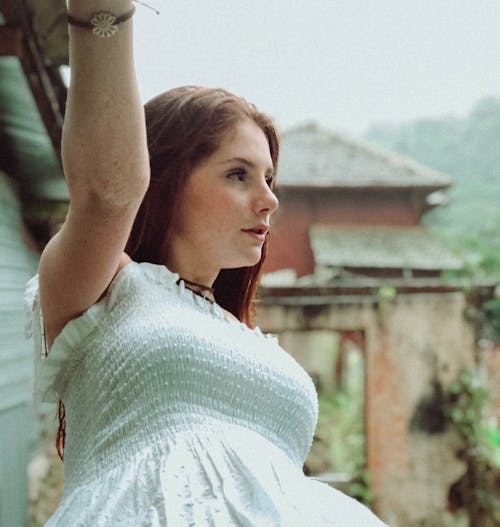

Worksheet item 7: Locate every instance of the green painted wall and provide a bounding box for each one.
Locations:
[0,172,38,527]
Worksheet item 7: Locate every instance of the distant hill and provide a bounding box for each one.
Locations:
[364,96,500,277]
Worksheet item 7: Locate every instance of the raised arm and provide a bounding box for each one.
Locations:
[39,0,150,348]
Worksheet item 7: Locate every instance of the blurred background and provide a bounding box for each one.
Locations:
[0,1,499,525]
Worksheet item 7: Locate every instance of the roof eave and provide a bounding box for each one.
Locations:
[276,182,452,191]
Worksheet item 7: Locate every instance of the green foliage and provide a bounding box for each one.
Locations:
[444,369,500,524]
[483,299,500,340]
[315,387,365,475]
[485,428,500,467]
[312,385,373,505]
[376,286,397,301]
[308,348,373,504]
[347,462,374,505]
[446,370,489,447]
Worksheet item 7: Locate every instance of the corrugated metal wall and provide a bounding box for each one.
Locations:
[0,171,38,527]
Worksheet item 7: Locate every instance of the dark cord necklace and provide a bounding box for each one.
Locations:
[176,277,216,304]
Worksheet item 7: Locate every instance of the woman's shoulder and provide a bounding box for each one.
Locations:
[117,252,133,272]
[96,252,133,301]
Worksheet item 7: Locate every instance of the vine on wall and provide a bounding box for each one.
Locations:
[445,369,500,526]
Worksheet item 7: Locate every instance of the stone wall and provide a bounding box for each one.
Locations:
[256,290,475,526]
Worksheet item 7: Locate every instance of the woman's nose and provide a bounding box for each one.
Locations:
[256,181,279,214]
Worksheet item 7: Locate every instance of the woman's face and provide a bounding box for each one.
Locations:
[167,118,279,284]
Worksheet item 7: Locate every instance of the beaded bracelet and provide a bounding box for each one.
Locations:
[67,5,136,38]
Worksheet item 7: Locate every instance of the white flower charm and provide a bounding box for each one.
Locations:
[90,12,119,38]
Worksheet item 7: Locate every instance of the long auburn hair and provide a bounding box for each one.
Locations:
[125,86,280,325]
[56,86,280,460]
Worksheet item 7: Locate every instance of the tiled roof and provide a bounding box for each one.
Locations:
[310,225,463,271]
[278,122,452,188]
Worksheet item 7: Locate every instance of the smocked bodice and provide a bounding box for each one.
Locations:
[25,262,388,527]
[27,263,317,486]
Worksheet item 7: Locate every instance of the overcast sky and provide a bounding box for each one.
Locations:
[133,0,500,137]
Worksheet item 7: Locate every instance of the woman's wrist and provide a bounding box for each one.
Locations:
[67,0,134,19]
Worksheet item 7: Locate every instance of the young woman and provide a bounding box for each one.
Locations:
[25,1,389,525]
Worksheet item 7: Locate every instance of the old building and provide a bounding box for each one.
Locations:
[264,122,462,279]
[258,123,497,526]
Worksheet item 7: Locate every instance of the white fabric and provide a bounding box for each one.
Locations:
[25,262,388,526]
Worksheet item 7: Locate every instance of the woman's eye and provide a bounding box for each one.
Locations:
[265,176,274,187]
[227,170,247,182]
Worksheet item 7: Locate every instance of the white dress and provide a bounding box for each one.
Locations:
[25,262,388,526]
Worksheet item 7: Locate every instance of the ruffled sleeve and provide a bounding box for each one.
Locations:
[23,264,138,404]
[24,274,54,403]
[24,273,101,404]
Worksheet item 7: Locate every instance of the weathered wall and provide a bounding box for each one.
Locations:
[264,187,426,276]
[278,330,340,392]
[256,290,475,526]
[266,197,315,276]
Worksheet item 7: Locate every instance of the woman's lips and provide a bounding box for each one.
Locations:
[243,230,266,242]
[242,227,268,242]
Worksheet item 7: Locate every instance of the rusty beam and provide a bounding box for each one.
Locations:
[0,26,23,56]
[0,0,23,23]
[259,278,498,304]
[0,0,66,157]
[19,27,65,153]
